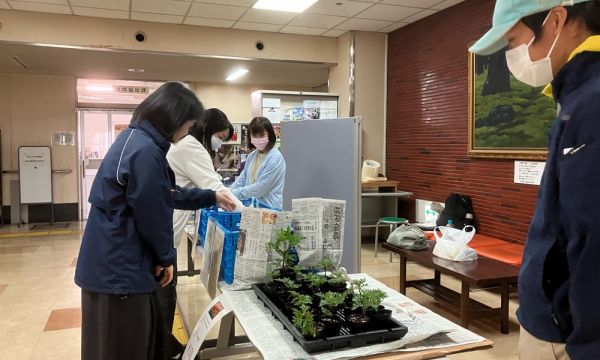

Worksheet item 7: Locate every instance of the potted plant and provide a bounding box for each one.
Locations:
[324,270,348,293]
[292,304,324,340]
[266,227,302,279]
[318,291,345,336]
[318,258,336,277]
[273,277,299,308]
[348,288,388,333]
[302,272,327,293]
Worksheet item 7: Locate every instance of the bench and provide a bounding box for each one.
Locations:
[382,238,521,334]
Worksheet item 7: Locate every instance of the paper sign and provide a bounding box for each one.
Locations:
[514,161,546,185]
[263,107,283,123]
[182,295,232,360]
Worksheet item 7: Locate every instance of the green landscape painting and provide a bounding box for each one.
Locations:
[470,49,556,158]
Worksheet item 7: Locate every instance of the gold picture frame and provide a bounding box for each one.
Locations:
[468,50,555,160]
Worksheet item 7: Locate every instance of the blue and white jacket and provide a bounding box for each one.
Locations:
[518,39,600,359]
[75,120,215,295]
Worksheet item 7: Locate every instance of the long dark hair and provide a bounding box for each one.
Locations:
[247,117,277,152]
[130,82,204,142]
[522,1,600,42]
[189,108,234,152]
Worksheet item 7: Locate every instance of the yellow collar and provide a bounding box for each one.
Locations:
[542,35,600,98]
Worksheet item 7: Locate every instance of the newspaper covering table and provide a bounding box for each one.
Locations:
[221,274,488,360]
[292,198,346,267]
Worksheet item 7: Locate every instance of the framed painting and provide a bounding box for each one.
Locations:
[468,48,556,159]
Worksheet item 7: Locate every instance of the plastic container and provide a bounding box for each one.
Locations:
[446,219,454,228]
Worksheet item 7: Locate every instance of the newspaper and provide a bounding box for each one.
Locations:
[221,273,486,360]
[292,198,346,267]
[233,207,291,286]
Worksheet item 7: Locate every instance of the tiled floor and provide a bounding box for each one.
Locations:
[0,222,521,359]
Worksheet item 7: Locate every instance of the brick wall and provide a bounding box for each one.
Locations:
[386,0,540,244]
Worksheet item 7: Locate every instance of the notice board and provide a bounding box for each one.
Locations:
[19,146,53,204]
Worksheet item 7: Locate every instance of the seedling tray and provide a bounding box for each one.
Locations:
[252,283,408,354]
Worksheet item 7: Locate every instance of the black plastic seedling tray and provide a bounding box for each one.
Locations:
[252,283,408,354]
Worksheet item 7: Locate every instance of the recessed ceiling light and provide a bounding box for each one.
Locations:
[85,84,113,92]
[127,68,145,73]
[226,69,249,81]
[253,0,318,13]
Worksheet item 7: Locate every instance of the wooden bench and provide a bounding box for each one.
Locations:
[382,239,520,334]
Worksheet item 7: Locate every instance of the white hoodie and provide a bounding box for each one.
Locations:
[167,135,243,247]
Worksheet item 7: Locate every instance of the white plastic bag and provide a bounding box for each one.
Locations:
[432,225,478,262]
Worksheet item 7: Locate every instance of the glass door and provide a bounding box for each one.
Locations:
[78,110,133,219]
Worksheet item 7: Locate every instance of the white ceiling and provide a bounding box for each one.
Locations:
[0,42,330,87]
[1,0,465,36]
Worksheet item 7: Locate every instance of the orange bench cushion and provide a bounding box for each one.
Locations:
[423,232,524,266]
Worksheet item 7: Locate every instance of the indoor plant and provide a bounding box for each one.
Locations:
[266,227,302,279]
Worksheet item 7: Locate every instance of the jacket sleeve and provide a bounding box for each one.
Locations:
[125,149,177,268]
[173,186,216,210]
[231,153,285,201]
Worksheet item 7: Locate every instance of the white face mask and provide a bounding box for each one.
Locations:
[505,14,562,87]
[211,135,223,151]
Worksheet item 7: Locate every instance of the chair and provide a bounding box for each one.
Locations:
[374,217,408,257]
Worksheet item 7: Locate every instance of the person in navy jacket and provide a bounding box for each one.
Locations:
[75,82,236,360]
[470,1,600,358]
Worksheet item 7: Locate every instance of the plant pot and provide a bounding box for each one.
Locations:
[278,267,297,280]
[304,322,325,340]
[322,281,348,294]
[367,306,392,325]
[347,314,371,333]
[320,316,342,337]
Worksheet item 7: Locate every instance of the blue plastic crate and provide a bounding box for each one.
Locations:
[213,217,240,284]
[198,208,240,247]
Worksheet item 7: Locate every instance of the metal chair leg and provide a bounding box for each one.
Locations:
[388,224,395,263]
[374,220,381,257]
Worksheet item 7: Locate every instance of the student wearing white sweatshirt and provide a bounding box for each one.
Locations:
[160,108,243,359]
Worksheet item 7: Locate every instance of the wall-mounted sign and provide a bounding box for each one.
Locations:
[514,161,546,185]
[52,131,75,146]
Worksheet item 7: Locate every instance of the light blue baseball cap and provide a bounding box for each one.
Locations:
[469,0,590,55]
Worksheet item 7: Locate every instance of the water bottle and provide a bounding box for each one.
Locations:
[446,219,454,228]
[465,213,474,226]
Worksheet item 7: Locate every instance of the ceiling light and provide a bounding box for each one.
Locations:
[80,96,102,100]
[252,0,318,13]
[225,69,249,81]
[127,68,145,73]
[85,84,114,92]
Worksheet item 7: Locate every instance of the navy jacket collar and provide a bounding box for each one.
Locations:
[552,51,600,103]
[129,120,171,153]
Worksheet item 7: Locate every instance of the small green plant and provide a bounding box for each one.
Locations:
[318,258,336,277]
[275,277,299,291]
[292,304,317,338]
[330,270,348,285]
[304,273,326,288]
[266,227,302,269]
[350,279,367,294]
[352,289,387,315]
[318,291,346,317]
[292,293,312,308]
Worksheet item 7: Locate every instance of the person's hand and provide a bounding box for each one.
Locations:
[155,265,174,287]
[216,191,236,212]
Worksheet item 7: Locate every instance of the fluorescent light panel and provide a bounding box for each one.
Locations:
[85,84,114,92]
[252,0,318,13]
[226,69,249,81]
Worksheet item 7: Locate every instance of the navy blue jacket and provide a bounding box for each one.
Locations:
[518,51,600,359]
[75,120,216,295]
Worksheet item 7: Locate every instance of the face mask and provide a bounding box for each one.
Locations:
[505,13,562,87]
[211,135,223,151]
[251,136,269,151]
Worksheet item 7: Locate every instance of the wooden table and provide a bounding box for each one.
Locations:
[362,180,400,192]
[382,241,519,334]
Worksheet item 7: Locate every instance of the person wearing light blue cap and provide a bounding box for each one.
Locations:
[471,1,600,359]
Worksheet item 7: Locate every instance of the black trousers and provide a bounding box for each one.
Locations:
[155,259,184,359]
[81,289,164,360]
